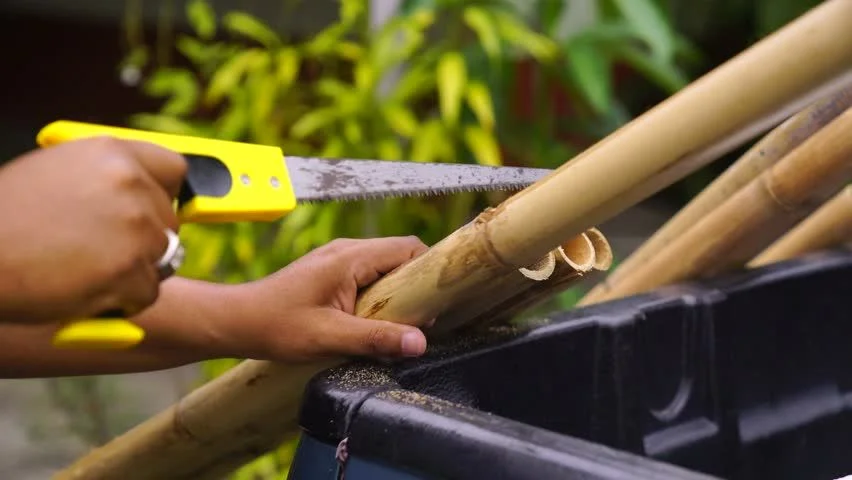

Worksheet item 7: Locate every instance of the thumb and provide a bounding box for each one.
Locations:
[324,311,428,358]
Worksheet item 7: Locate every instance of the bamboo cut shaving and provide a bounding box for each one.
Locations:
[518,253,557,281]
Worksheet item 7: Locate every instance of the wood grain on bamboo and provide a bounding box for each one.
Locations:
[588,105,852,303]
[53,1,852,478]
[750,185,852,266]
[580,85,852,306]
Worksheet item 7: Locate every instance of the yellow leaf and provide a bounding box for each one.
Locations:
[462,7,501,60]
[335,41,364,61]
[354,61,374,91]
[320,137,346,158]
[464,81,495,130]
[290,108,338,139]
[463,125,502,166]
[275,47,300,88]
[411,119,453,163]
[343,120,363,144]
[205,49,266,106]
[492,11,558,62]
[339,0,366,24]
[382,103,419,137]
[436,52,467,127]
[232,222,256,265]
[377,138,403,160]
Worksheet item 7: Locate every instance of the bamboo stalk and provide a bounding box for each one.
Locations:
[432,228,612,335]
[579,85,852,306]
[468,228,614,329]
[587,105,852,303]
[749,185,852,266]
[54,2,852,478]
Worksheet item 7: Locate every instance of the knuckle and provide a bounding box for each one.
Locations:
[88,135,125,154]
[121,203,154,231]
[104,158,144,190]
[363,325,391,353]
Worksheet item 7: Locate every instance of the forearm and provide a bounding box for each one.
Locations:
[0,278,247,378]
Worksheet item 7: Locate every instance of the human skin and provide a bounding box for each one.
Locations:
[0,139,430,378]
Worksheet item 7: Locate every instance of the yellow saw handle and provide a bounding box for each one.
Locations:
[36,120,298,349]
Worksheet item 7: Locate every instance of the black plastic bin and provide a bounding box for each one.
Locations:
[287,249,852,480]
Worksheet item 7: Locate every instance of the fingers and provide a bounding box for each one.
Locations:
[320,310,428,358]
[333,236,429,288]
[122,139,188,200]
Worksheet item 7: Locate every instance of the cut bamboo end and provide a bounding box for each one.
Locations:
[584,227,614,271]
[749,184,852,266]
[557,232,596,271]
[518,252,557,281]
[50,2,852,478]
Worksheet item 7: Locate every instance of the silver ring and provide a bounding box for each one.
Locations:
[157,228,185,279]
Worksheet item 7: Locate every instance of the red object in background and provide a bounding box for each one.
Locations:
[504,55,642,166]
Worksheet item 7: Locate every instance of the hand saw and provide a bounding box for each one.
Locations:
[35,120,554,350]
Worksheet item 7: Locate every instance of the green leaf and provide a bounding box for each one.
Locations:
[290,108,338,139]
[127,113,205,136]
[390,61,435,103]
[335,41,364,61]
[353,61,375,91]
[615,43,687,93]
[222,12,280,48]
[303,23,349,56]
[464,80,496,130]
[382,103,419,137]
[491,10,558,62]
[538,0,565,36]
[343,120,364,144]
[376,138,403,161]
[400,0,437,16]
[186,0,216,40]
[339,0,366,24]
[204,49,267,106]
[369,17,425,77]
[463,125,502,166]
[755,0,822,37]
[462,7,502,61]
[410,119,450,163]
[564,38,611,114]
[436,52,467,127]
[214,89,249,140]
[141,68,200,116]
[249,73,279,143]
[232,222,256,265]
[275,47,301,89]
[610,0,674,62]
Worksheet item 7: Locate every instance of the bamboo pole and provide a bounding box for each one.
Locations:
[587,105,852,303]
[749,185,852,266]
[432,228,612,335]
[54,2,852,478]
[579,85,852,306]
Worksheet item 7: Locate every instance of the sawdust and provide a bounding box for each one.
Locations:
[376,389,466,413]
[322,363,396,391]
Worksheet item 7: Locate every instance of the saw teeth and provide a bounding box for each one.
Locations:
[296,183,531,205]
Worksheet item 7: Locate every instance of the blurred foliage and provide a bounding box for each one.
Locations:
[113,0,700,476]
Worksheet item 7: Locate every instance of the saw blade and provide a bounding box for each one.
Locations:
[284,156,554,203]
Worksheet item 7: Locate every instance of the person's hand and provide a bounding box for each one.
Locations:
[213,236,433,362]
[0,137,187,324]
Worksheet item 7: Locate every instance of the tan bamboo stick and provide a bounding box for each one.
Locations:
[54,2,852,478]
[587,105,852,303]
[469,228,614,329]
[749,185,852,266]
[432,228,612,335]
[579,85,852,306]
